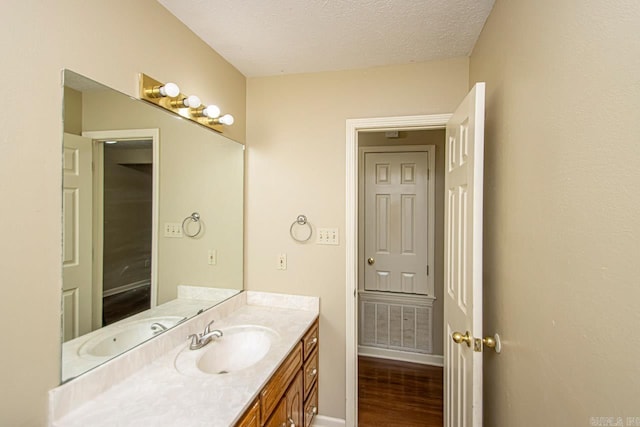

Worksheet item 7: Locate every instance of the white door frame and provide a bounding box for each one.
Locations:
[82,129,160,326]
[345,114,451,426]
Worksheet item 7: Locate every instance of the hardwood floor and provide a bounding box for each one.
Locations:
[102,285,150,325]
[358,356,443,427]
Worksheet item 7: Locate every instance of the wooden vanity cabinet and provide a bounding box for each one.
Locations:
[235,319,319,427]
[236,399,260,427]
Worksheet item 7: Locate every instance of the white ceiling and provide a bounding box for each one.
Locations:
[157,0,495,78]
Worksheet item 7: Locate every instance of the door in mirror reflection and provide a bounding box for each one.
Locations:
[62,133,94,341]
[100,139,154,326]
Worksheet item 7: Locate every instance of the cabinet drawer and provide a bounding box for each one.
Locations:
[260,342,303,425]
[302,320,319,361]
[303,349,318,399]
[303,383,319,427]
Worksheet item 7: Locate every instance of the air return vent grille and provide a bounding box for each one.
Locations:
[359,293,433,354]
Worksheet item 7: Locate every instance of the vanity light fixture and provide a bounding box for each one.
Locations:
[203,105,221,118]
[209,114,235,126]
[192,104,221,119]
[170,95,202,109]
[139,73,234,133]
[144,82,180,99]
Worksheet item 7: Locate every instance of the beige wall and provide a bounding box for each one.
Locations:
[0,1,245,425]
[359,129,446,356]
[470,1,640,425]
[245,59,469,419]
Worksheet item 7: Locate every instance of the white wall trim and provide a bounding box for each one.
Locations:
[346,114,451,426]
[82,129,160,310]
[311,415,347,427]
[358,346,444,367]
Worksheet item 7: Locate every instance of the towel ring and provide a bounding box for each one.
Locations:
[182,212,202,238]
[290,214,312,242]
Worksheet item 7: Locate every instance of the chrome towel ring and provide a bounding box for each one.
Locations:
[290,214,312,242]
[182,212,203,238]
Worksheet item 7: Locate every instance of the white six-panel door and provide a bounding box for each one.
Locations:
[444,83,485,427]
[62,133,93,341]
[364,151,431,295]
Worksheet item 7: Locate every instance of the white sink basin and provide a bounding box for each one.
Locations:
[175,325,278,376]
[78,316,186,358]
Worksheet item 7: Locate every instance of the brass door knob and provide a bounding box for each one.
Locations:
[483,333,502,353]
[452,331,472,347]
[367,257,375,265]
[483,336,496,349]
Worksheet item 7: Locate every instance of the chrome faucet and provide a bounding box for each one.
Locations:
[150,322,168,334]
[188,320,223,350]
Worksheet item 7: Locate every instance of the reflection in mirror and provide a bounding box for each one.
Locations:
[61,70,244,382]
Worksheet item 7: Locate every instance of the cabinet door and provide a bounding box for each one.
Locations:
[236,399,260,427]
[261,343,303,425]
[264,398,287,427]
[285,371,304,427]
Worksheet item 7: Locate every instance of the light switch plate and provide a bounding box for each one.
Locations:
[317,228,339,245]
[163,223,183,238]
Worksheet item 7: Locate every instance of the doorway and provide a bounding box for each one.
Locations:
[82,129,159,330]
[99,138,154,325]
[357,135,441,364]
[345,114,452,426]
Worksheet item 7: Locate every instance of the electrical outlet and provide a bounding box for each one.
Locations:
[317,228,339,245]
[208,249,217,265]
[163,223,183,238]
[277,253,287,270]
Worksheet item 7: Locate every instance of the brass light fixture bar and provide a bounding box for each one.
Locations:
[139,73,234,133]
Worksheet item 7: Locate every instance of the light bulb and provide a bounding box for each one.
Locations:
[203,105,221,119]
[184,95,201,108]
[159,82,180,98]
[218,114,234,125]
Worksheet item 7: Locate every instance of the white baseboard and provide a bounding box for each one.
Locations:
[358,345,444,367]
[311,415,346,427]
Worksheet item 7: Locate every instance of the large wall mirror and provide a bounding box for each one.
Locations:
[61,70,244,382]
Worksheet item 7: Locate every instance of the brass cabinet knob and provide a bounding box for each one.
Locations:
[452,331,472,347]
[367,257,375,265]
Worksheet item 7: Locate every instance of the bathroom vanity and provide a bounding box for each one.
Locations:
[49,291,319,427]
[236,319,319,427]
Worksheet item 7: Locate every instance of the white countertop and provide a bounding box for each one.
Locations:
[50,291,319,427]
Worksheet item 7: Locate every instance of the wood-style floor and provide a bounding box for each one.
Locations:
[102,285,150,326]
[358,356,443,427]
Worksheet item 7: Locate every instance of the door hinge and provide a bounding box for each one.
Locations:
[427,168,430,180]
[426,265,429,276]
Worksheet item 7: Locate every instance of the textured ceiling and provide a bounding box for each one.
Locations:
[158,0,494,77]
